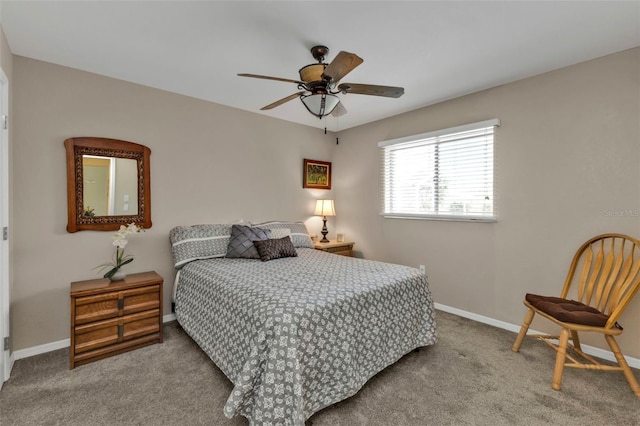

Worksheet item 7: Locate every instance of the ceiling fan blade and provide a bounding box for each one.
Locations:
[322,51,363,82]
[331,102,348,117]
[338,83,404,98]
[260,92,305,110]
[238,73,305,85]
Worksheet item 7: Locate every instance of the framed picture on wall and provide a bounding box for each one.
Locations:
[303,159,332,190]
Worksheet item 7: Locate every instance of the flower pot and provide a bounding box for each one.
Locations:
[110,269,127,281]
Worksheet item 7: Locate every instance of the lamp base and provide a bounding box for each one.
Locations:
[320,216,330,243]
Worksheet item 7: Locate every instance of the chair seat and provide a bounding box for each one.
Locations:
[525,293,610,327]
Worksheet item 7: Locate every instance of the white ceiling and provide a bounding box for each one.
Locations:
[1,1,639,131]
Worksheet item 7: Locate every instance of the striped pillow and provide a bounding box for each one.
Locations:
[169,224,232,269]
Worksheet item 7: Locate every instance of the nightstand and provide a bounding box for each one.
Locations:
[313,240,355,257]
[70,271,163,369]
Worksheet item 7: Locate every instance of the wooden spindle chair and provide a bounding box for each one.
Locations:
[512,233,640,397]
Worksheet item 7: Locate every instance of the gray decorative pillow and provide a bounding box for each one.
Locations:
[253,237,298,262]
[225,224,271,259]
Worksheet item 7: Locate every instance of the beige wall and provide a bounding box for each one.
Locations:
[333,47,640,357]
[12,56,336,350]
[9,44,640,360]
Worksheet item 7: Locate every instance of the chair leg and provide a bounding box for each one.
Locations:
[512,308,535,352]
[604,335,640,397]
[570,330,581,351]
[552,328,570,391]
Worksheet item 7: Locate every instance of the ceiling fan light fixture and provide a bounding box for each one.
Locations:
[300,93,340,119]
[299,64,325,83]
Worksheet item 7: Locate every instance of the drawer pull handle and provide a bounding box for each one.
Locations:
[117,298,124,310]
[118,324,124,338]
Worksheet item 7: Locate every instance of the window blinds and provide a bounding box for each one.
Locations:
[379,119,499,221]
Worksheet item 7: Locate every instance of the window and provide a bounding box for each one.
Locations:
[379,119,499,221]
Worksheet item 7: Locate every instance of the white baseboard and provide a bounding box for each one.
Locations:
[13,313,177,361]
[11,307,640,370]
[13,338,70,360]
[8,352,14,376]
[434,303,640,369]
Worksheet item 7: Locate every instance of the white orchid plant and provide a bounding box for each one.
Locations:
[95,223,143,279]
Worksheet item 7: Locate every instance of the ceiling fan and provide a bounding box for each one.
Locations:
[238,45,404,119]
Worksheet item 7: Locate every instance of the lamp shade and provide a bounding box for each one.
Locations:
[314,199,335,217]
[301,94,340,119]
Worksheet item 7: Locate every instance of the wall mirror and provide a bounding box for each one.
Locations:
[65,137,152,232]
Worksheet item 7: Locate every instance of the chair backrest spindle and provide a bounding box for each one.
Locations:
[561,234,640,326]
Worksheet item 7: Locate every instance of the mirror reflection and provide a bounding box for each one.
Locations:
[82,156,138,217]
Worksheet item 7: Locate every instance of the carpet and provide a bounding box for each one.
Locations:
[1,310,639,425]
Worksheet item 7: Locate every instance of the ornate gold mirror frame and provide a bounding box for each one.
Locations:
[65,136,152,232]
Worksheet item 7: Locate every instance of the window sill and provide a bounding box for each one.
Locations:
[380,213,497,223]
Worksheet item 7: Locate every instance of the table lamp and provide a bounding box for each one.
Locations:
[314,199,335,243]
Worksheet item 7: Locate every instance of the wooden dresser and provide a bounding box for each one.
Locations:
[313,240,355,257]
[70,271,163,369]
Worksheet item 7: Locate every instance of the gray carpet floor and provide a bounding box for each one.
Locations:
[1,310,639,425]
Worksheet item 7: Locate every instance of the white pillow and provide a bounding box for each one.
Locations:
[270,228,291,239]
[252,221,315,248]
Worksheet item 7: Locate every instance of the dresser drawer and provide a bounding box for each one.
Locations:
[74,293,120,325]
[324,247,353,256]
[122,285,161,315]
[313,241,355,257]
[122,309,161,340]
[74,309,160,354]
[74,284,160,325]
[74,317,119,354]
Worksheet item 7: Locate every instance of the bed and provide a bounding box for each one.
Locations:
[170,222,437,426]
